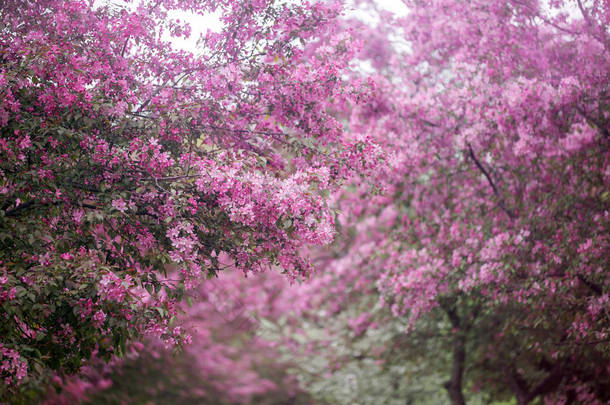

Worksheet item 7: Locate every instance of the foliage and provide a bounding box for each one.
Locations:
[0,0,371,400]
[43,271,313,405]
[288,0,610,404]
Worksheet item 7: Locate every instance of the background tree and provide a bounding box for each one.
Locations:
[287,0,610,404]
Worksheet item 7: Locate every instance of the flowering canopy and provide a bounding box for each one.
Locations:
[291,0,610,404]
[0,0,374,398]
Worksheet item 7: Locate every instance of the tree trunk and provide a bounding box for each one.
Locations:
[445,332,467,405]
[443,305,467,405]
[506,362,564,405]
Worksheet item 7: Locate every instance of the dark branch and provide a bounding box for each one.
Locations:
[467,143,515,219]
[576,274,603,295]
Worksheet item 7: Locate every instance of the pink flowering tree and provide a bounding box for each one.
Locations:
[289,1,609,404]
[0,0,372,400]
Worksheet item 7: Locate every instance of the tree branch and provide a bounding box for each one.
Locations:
[467,143,515,219]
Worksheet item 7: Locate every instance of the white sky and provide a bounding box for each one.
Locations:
[167,9,223,52]
[374,0,408,16]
